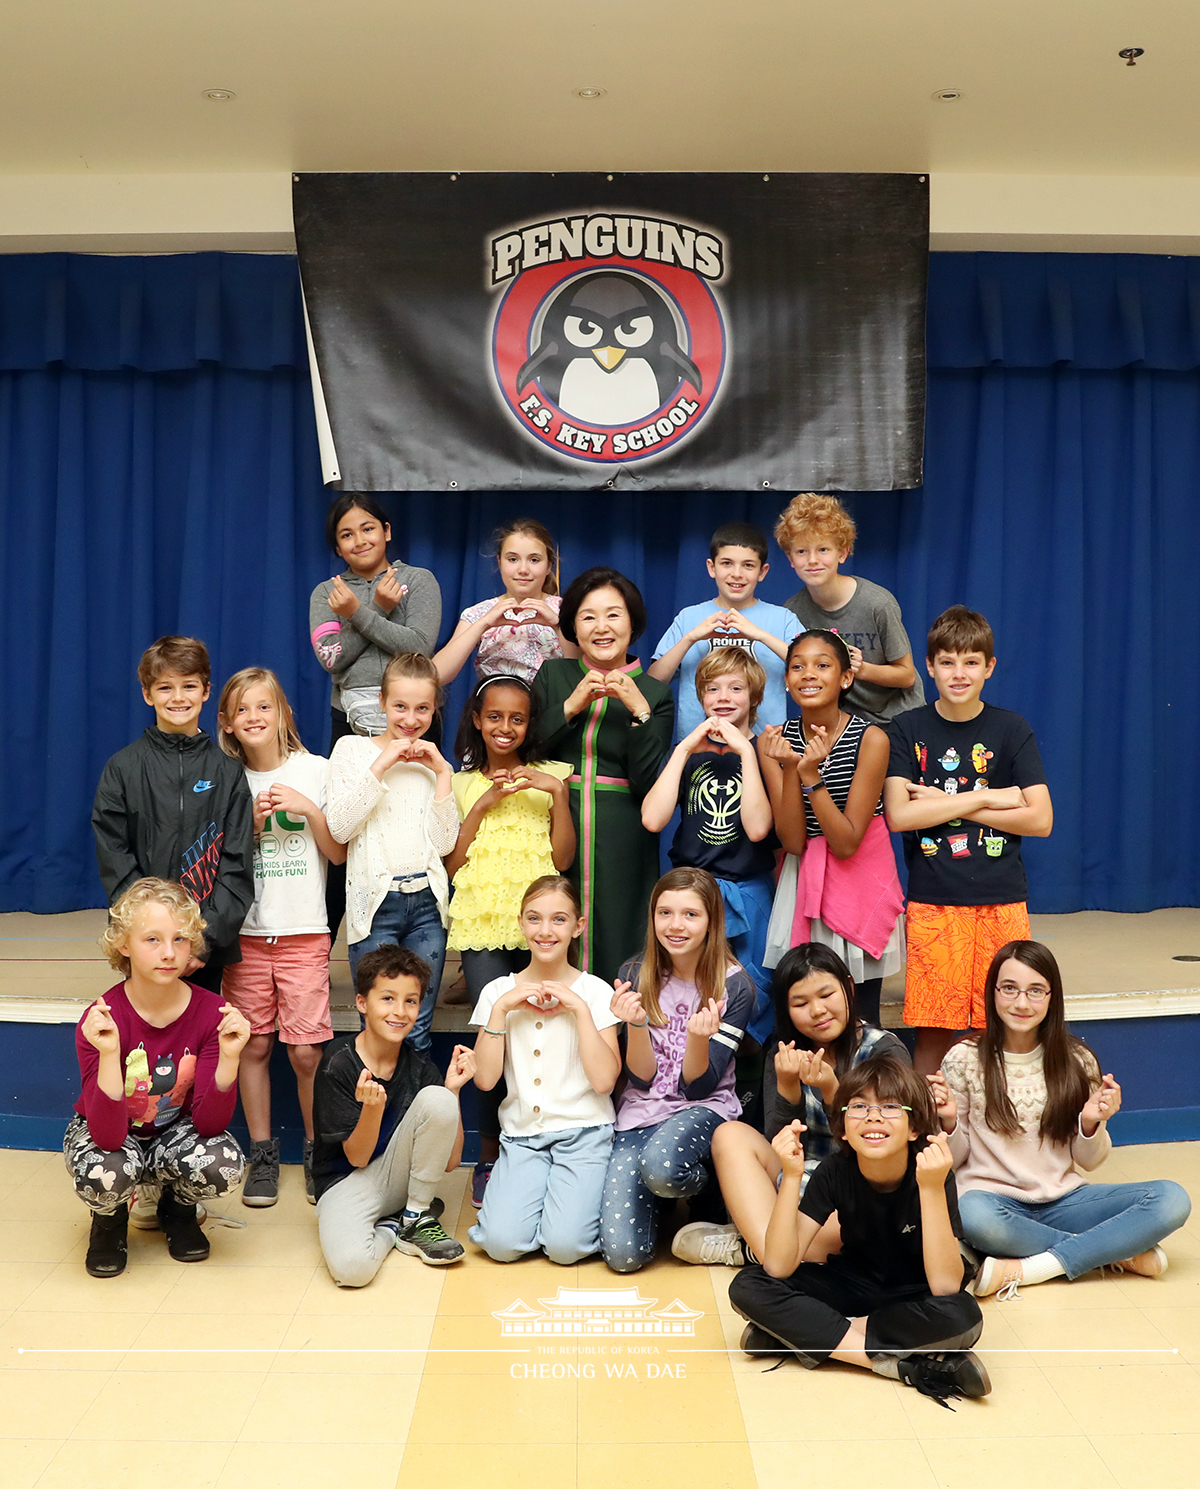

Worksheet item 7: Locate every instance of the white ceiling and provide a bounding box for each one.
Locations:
[1,0,1194,177]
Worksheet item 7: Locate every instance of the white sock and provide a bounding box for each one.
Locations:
[1020,1251,1065,1286]
[401,1206,422,1223]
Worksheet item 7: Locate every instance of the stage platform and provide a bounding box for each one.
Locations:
[2,908,1198,1151]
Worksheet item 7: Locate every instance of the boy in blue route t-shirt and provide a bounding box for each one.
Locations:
[649,522,801,743]
[641,647,777,1043]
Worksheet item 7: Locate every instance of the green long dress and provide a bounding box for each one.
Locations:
[531,657,674,983]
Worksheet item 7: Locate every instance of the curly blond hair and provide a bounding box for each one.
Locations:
[99,878,206,975]
[774,493,856,557]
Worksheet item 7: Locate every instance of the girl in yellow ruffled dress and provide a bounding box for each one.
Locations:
[446,674,576,1205]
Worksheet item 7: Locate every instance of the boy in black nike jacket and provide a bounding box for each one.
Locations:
[92,637,254,992]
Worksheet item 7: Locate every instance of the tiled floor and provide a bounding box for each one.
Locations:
[0,1140,1197,1488]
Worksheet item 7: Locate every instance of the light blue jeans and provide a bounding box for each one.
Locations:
[348,882,446,1055]
[600,1107,723,1274]
[469,1124,613,1266]
[959,1180,1192,1280]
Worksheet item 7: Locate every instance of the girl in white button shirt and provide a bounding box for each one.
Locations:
[468,875,622,1264]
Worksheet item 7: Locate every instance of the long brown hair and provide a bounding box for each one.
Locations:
[519,874,583,968]
[635,868,733,1028]
[494,518,560,596]
[975,940,1094,1146]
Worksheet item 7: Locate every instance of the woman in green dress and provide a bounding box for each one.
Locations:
[531,568,674,982]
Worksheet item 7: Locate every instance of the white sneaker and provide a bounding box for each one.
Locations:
[671,1221,746,1267]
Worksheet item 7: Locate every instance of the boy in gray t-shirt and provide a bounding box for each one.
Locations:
[775,494,924,725]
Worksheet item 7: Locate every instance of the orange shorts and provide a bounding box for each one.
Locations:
[903,902,1031,1030]
[221,933,333,1044]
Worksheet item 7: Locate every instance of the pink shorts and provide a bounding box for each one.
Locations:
[222,933,333,1044]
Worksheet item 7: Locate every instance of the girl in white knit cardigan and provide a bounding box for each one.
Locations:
[326,653,460,1056]
[932,940,1190,1299]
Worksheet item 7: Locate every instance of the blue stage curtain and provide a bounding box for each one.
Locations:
[0,251,1195,915]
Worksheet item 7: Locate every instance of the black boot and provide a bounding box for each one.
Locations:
[157,1186,210,1262]
[85,1204,129,1278]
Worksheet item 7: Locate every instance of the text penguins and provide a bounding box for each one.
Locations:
[490,215,726,287]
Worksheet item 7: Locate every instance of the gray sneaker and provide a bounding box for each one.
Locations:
[241,1139,280,1207]
[671,1221,747,1267]
[303,1139,316,1205]
[394,1205,464,1266]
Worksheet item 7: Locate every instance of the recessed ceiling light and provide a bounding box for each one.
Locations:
[202,88,237,102]
[932,89,962,102]
[574,87,607,100]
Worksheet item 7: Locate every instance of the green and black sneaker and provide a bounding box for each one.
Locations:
[394,1205,464,1266]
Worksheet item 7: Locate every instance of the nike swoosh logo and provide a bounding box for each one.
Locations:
[192,781,216,793]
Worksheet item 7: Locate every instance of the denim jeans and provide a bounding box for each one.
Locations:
[469,1124,614,1265]
[958,1180,1192,1280]
[348,884,446,1056]
[600,1107,724,1273]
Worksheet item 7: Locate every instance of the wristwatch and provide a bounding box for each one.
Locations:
[630,710,652,727]
[801,779,825,797]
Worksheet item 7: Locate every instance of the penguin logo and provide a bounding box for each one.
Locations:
[489,210,728,466]
[517,272,702,427]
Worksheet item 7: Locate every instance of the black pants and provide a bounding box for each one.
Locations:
[729,1258,982,1369]
[461,947,527,1141]
[190,960,227,994]
[856,977,882,1026]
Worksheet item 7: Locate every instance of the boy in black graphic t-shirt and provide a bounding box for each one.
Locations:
[883,607,1053,1074]
[729,1054,988,1405]
[641,647,777,1042]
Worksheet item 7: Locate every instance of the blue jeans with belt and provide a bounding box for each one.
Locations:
[348,879,446,1055]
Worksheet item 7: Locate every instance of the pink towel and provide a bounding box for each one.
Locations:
[791,815,904,961]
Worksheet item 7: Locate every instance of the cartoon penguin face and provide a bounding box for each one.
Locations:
[939,748,960,772]
[517,271,701,426]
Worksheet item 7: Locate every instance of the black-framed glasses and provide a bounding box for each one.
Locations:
[841,1101,912,1120]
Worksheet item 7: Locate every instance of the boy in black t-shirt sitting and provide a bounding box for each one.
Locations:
[641,646,777,1044]
[728,1054,989,1406]
[312,946,475,1286]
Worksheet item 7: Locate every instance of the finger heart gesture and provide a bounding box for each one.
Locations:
[354,1066,387,1107]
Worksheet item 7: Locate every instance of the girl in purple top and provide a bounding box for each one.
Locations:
[601,867,756,1273]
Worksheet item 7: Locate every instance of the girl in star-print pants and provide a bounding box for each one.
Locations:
[601,869,757,1274]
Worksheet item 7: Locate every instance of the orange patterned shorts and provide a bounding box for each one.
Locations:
[903,901,1031,1029]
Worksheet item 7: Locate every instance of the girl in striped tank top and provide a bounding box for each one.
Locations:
[757,630,904,1025]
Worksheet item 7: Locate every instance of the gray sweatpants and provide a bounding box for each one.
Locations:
[316,1084,459,1288]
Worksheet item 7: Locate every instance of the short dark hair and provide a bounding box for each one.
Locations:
[355,945,432,999]
[324,493,392,554]
[138,636,211,690]
[785,628,853,673]
[710,522,768,564]
[926,605,995,663]
[830,1054,938,1144]
[558,566,648,646]
[771,942,860,1076]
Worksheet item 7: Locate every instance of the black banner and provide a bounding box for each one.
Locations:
[293,172,928,492]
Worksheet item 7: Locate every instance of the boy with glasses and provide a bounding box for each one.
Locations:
[729,1054,990,1406]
